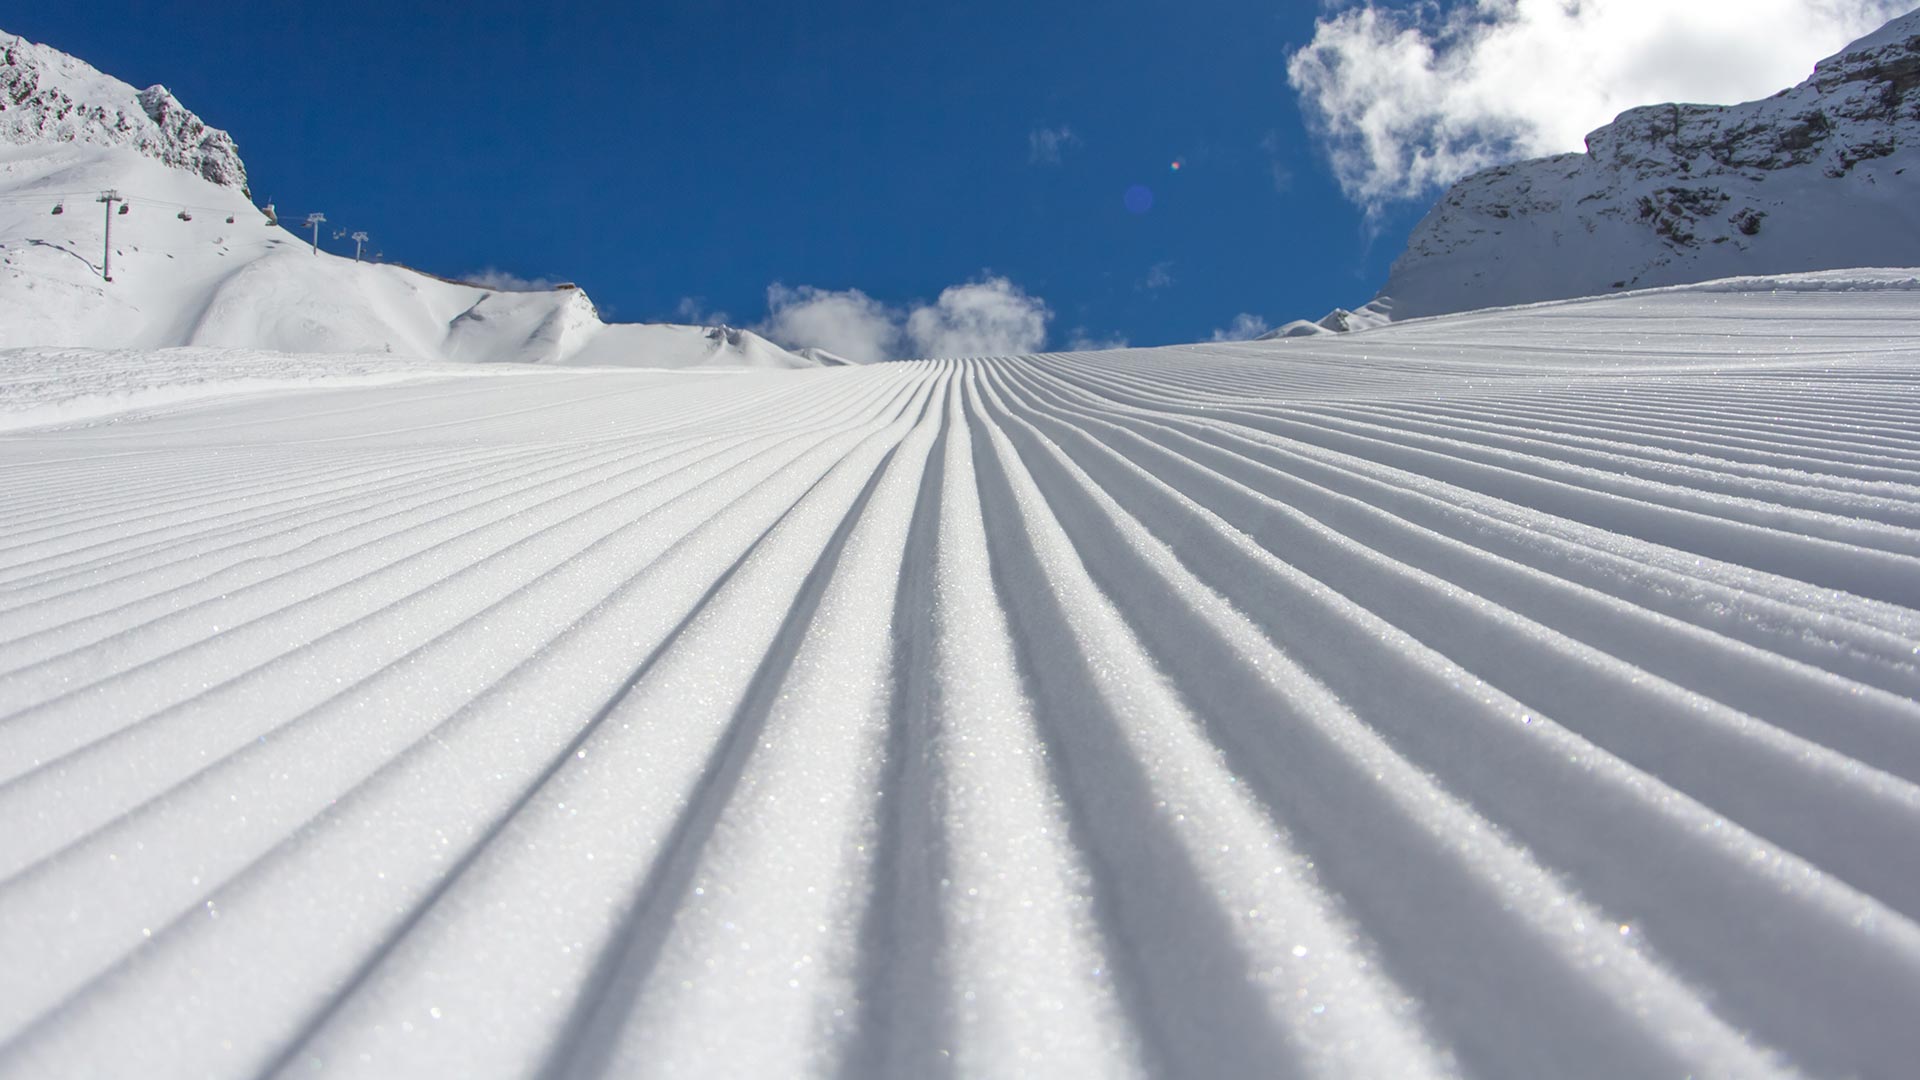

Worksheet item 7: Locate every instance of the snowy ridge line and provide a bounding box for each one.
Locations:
[0,287,1918,1077]
[0,350,583,436]
[1353,271,1920,337]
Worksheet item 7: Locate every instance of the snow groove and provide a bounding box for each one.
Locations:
[2,289,1918,1077]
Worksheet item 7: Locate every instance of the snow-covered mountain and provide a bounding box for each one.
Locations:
[1,30,247,193]
[1289,8,1920,329]
[1263,297,1398,339]
[0,29,828,369]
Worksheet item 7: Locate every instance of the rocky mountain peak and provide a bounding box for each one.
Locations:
[0,29,249,195]
[1361,9,1920,322]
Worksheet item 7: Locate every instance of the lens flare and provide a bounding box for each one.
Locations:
[1170,159,1183,171]
[1124,185,1154,213]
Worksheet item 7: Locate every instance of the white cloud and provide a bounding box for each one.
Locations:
[1211,313,1272,341]
[1141,261,1176,291]
[1067,329,1129,351]
[759,284,903,366]
[905,277,1052,358]
[1287,0,1910,213]
[759,275,1053,361]
[1028,125,1081,165]
[465,268,561,292]
[675,296,732,326]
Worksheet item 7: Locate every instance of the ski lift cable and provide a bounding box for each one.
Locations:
[0,190,118,202]
[0,190,275,216]
[0,190,217,207]
[5,187,383,257]
[120,194,267,215]
[1,195,262,219]
[0,189,221,210]
[0,188,124,199]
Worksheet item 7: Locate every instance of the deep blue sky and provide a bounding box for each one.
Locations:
[12,1,1427,346]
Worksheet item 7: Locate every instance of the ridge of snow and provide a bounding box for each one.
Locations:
[1260,319,1332,338]
[1266,266,1920,341]
[796,345,861,367]
[0,140,834,367]
[1261,296,1397,339]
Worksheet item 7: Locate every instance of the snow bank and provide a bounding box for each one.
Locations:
[0,346,546,432]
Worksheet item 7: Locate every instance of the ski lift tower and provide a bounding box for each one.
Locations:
[351,231,369,262]
[96,190,121,282]
[303,212,326,255]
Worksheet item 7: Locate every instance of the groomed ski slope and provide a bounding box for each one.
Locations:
[2,280,1920,1079]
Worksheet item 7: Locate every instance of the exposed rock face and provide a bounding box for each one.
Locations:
[0,30,249,194]
[1373,9,1920,320]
